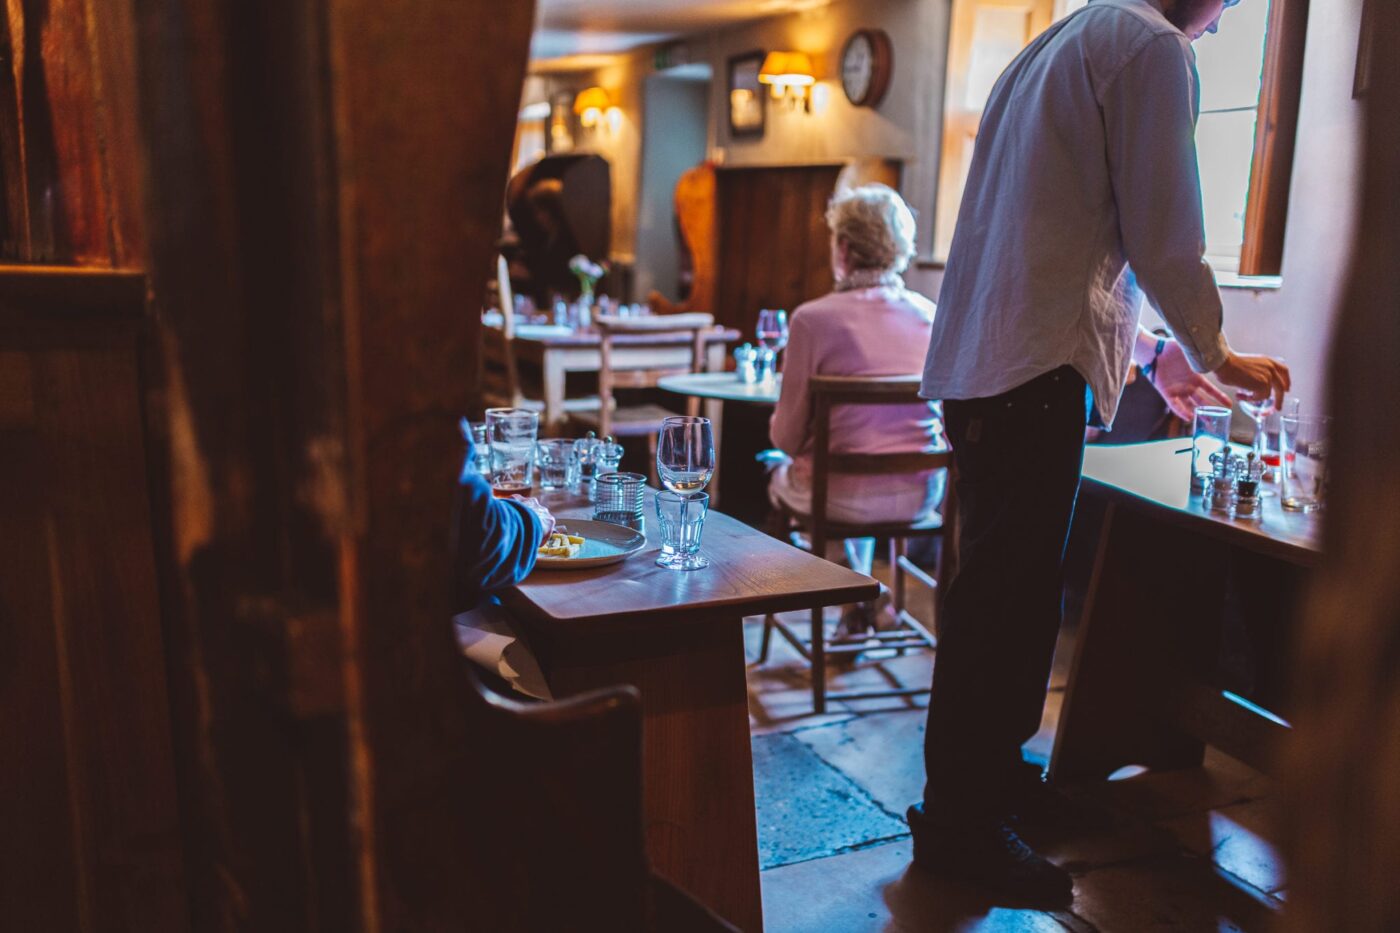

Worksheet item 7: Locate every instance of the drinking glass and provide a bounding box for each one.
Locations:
[484,407,539,496]
[594,472,647,529]
[756,309,789,381]
[1282,414,1329,512]
[461,419,491,478]
[657,416,716,497]
[655,491,710,570]
[536,439,580,491]
[1190,406,1232,494]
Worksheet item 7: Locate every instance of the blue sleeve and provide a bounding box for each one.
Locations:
[451,434,544,611]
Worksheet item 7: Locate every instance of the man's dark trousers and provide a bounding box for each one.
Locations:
[922,365,1089,822]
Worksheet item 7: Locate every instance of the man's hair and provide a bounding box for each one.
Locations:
[1164,0,1222,32]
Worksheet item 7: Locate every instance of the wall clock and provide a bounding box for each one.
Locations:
[841,29,893,108]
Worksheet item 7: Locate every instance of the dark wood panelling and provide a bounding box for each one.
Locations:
[715,165,842,341]
[0,275,186,931]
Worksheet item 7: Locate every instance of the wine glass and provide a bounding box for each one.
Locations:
[656,416,716,570]
[756,309,789,381]
[657,416,716,497]
[1239,393,1278,495]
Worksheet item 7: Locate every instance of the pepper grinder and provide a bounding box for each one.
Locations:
[1207,448,1237,515]
[1232,451,1263,520]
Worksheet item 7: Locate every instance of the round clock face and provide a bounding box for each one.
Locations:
[842,33,874,105]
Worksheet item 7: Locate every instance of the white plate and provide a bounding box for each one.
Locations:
[534,519,647,570]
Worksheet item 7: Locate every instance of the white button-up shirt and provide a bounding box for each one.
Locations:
[921,0,1230,427]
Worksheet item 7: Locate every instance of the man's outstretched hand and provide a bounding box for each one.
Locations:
[1213,352,1292,411]
[1148,339,1233,422]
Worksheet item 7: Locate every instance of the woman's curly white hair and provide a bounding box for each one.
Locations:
[825,183,918,274]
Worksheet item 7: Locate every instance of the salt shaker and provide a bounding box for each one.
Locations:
[596,435,624,477]
[734,344,759,384]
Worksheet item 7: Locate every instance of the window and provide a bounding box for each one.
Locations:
[932,0,1308,277]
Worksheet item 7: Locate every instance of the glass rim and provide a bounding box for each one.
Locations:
[483,406,540,420]
[660,415,711,426]
[1194,405,1232,418]
[596,471,647,484]
[536,438,576,449]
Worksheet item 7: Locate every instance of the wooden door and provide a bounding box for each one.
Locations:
[715,164,843,341]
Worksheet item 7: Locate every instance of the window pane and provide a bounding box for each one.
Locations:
[965,8,1034,108]
[1197,108,1259,262]
[1195,0,1271,113]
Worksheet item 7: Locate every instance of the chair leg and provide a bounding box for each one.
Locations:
[757,613,776,663]
[811,607,827,714]
[891,537,907,619]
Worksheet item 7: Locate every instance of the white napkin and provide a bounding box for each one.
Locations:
[453,605,553,700]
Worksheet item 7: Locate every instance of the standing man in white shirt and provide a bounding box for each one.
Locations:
[911,0,1291,905]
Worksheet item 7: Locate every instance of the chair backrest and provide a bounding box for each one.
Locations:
[481,256,525,408]
[807,374,954,537]
[592,313,716,436]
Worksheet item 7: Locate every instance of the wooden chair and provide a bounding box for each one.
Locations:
[481,254,605,419]
[757,375,957,713]
[569,312,714,476]
[461,663,738,931]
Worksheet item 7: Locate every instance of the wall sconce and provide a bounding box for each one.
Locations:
[758,52,817,112]
[573,86,621,132]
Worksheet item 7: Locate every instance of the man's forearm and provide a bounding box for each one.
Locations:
[1132,326,1161,367]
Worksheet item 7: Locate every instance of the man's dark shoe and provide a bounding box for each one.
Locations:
[907,803,1074,907]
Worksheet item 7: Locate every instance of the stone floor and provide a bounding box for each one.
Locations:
[744,587,1284,932]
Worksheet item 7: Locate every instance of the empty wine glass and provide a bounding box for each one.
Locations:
[656,416,716,496]
[1238,393,1276,457]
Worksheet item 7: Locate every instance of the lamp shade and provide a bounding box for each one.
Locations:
[572,86,612,114]
[758,51,816,87]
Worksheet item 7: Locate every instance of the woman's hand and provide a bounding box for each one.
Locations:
[510,496,556,540]
[1148,339,1233,422]
[1213,352,1292,410]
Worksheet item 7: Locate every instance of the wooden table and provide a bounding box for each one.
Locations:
[658,371,782,405]
[501,489,878,932]
[1050,440,1320,783]
[490,322,741,432]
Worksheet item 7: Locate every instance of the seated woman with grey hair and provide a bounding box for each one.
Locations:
[768,184,945,618]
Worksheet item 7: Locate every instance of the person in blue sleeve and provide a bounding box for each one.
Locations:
[451,431,555,612]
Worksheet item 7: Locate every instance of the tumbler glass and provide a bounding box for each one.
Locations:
[1281,414,1329,512]
[594,472,647,528]
[1191,406,1232,493]
[484,408,539,496]
[655,491,710,571]
[536,439,580,491]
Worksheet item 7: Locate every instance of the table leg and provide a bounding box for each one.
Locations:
[542,351,566,435]
[1050,503,1229,783]
[537,618,763,932]
[705,398,724,509]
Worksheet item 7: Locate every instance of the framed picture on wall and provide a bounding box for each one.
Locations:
[728,51,766,139]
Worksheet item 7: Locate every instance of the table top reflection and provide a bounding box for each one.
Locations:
[658,372,783,405]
